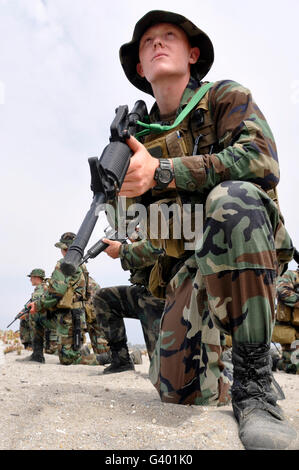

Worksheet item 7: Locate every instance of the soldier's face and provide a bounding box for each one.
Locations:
[30,276,42,286]
[137,23,200,85]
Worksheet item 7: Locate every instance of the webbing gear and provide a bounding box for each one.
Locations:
[135,82,214,139]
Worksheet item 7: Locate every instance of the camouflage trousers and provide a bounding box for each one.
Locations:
[55,309,100,365]
[44,328,59,354]
[86,318,110,355]
[29,313,57,351]
[93,285,165,360]
[19,317,32,346]
[150,180,289,406]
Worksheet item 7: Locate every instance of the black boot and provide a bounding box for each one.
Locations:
[232,342,297,450]
[103,341,134,374]
[29,336,45,363]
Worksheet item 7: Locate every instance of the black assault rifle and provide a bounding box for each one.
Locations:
[7,301,32,329]
[61,100,148,277]
[79,226,127,266]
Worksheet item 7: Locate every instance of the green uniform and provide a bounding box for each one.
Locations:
[35,259,99,365]
[29,282,58,353]
[120,77,293,405]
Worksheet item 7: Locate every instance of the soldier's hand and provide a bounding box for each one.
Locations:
[28,302,37,315]
[102,238,122,259]
[119,136,159,197]
[19,310,27,320]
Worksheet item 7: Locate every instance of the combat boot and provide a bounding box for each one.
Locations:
[232,342,297,450]
[103,341,134,374]
[29,336,45,363]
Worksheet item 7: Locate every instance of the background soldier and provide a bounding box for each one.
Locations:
[19,269,45,350]
[19,269,46,353]
[273,249,299,374]
[117,10,296,449]
[93,238,165,374]
[22,269,58,363]
[29,233,101,366]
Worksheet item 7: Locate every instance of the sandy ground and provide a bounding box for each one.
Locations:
[0,345,298,451]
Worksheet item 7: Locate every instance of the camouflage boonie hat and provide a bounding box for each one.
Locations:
[55,232,76,250]
[27,268,46,279]
[119,10,214,95]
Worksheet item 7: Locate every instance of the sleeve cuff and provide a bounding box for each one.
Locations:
[172,156,206,191]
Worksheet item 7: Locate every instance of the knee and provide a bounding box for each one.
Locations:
[92,287,110,308]
[205,180,268,238]
[206,180,262,216]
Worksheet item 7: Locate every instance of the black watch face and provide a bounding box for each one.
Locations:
[159,169,172,184]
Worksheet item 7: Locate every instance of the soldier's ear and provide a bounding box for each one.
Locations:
[189,47,200,65]
[136,62,145,78]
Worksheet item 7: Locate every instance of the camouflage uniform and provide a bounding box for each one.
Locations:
[22,268,59,355]
[19,316,32,349]
[35,233,100,365]
[118,77,292,406]
[93,240,165,361]
[29,281,58,354]
[273,268,299,374]
[19,269,42,348]
[86,276,109,354]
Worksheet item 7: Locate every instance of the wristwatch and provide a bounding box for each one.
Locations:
[154,159,174,189]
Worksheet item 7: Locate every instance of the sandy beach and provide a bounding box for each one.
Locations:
[0,345,298,451]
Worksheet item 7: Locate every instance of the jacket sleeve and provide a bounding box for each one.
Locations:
[120,240,164,271]
[277,270,299,308]
[36,260,69,311]
[173,80,279,193]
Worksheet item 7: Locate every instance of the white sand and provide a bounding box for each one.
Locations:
[0,347,298,450]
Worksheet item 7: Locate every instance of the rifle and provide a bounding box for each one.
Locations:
[79,226,127,266]
[60,100,148,277]
[72,309,82,351]
[7,301,31,329]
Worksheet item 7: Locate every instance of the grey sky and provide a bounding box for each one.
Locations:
[0,0,298,343]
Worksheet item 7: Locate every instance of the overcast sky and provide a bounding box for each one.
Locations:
[1,0,298,343]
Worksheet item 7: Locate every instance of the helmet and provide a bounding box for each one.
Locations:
[54,232,76,250]
[119,10,214,95]
[27,268,46,279]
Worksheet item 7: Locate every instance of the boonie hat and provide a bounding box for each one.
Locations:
[55,232,76,250]
[293,248,299,268]
[119,10,214,95]
[27,268,46,279]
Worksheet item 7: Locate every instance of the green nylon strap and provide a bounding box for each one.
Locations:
[135,82,214,139]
